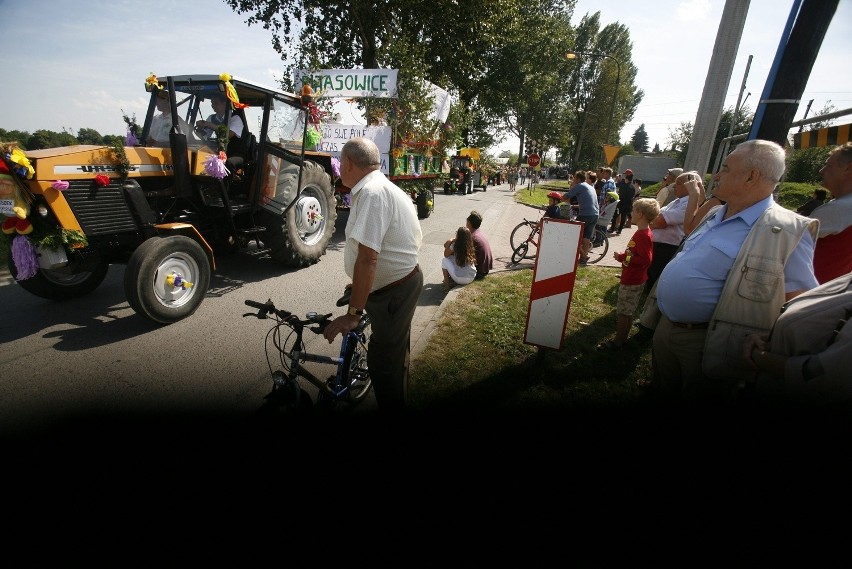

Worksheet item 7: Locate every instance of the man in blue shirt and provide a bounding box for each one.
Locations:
[653,140,818,405]
[562,170,599,265]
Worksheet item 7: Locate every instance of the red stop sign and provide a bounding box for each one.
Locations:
[527,153,541,168]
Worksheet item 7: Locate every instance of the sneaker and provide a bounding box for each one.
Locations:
[579,257,589,265]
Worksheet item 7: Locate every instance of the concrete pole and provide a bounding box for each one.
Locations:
[683,0,751,176]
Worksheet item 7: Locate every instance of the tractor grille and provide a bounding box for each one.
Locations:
[63,180,139,236]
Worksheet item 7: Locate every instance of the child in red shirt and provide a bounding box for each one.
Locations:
[598,197,660,350]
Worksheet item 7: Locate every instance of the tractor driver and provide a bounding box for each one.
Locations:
[195,93,244,148]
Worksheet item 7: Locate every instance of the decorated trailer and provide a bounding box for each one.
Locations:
[295,68,451,221]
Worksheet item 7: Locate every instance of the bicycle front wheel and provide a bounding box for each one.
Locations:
[586,227,609,264]
[511,242,529,265]
[510,221,535,252]
[340,321,372,404]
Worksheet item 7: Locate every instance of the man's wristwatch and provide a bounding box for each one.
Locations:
[347,306,364,317]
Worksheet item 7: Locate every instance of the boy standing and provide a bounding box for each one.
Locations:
[598,197,660,350]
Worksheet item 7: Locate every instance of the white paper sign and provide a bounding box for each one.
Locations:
[317,124,393,175]
[294,69,398,98]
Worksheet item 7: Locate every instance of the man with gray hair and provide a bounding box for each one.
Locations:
[651,139,819,406]
[645,170,695,294]
[655,167,683,208]
[323,137,423,413]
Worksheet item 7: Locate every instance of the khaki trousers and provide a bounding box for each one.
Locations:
[652,315,737,405]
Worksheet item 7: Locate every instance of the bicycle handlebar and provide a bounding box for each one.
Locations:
[244,298,343,334]
[244,298,278,318]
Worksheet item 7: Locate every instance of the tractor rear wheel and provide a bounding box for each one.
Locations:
[9,249,109,300]
[261,160,337,267]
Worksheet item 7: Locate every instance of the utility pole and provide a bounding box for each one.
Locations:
[798,99,814,133]
[727,55,753,141]
[684,0,751,176]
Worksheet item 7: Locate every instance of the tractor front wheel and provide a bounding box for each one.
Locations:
[123,235,211,324]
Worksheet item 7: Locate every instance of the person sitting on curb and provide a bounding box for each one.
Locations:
[466,210,493,280]
[442,226,478,292]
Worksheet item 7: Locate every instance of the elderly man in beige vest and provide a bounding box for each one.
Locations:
[651,140,819,406]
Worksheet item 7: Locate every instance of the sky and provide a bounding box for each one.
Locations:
[1,0,850,158]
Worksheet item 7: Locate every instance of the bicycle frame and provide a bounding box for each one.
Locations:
[245,299,372,410]
[510,217,542,264]
[275,323,368,399]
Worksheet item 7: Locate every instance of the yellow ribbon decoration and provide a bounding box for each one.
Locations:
[145,73,160,90]
[219,73,248,109]
[9,147,34,179]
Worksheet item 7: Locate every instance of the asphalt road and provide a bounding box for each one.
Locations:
[0,181,631,440]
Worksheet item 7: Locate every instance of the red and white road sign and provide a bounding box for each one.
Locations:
[527,153,541,168]
[523,218,583,350]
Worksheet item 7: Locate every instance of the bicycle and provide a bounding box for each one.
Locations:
[509,217,609,265]
[509,217,541,264]
[243,289,371,414]
[587,225,610,264]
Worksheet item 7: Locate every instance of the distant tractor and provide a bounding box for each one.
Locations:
[443,148,487,195]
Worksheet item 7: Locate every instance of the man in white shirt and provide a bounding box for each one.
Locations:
[655,167,683,208]
[323,137,423,413]
[645,171,692,294]
[147,91,194,147]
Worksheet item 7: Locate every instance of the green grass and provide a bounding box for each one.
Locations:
[408,267,654,416]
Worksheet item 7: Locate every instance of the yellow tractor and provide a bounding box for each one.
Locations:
[443,147,487,195]
[3,74,337,324]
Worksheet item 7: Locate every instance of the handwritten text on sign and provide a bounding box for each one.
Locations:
[294,69,398,98]
[318,124,393,175]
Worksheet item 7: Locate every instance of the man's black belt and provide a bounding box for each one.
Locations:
[670,321,709,330]
[372,265,420,295]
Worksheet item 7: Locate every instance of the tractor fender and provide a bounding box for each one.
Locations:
[153,222,216,271]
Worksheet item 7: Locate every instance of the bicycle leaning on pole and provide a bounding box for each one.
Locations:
[243,287,372,415]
